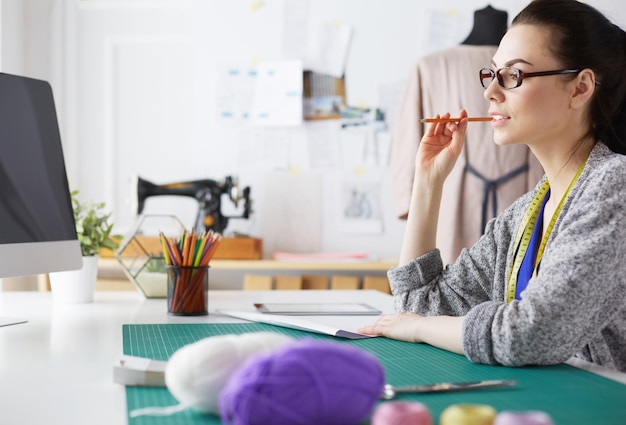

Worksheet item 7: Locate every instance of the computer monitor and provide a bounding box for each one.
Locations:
[0,73,83,326]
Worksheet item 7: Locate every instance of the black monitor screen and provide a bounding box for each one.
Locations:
[0,73,77,243]
[0,73,81,279]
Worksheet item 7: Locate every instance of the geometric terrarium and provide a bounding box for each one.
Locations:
[115,214,185,298]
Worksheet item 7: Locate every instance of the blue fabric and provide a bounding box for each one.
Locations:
[516,190,550,300]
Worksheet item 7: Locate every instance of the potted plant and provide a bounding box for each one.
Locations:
[49,190,122,304]
[71,190,122,257]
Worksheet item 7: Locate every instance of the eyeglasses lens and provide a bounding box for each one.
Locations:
[479,69,495,89]
[480,68,522,89]
[498,68,521,89]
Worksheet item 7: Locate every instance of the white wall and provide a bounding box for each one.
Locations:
[4,0,626,261]
[0,0,24,72]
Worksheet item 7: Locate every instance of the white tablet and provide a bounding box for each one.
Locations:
[253,302,381,316]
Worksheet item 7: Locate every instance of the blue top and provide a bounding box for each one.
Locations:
[516,190,550,300]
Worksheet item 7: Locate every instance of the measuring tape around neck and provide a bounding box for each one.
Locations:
[506,160,587,303]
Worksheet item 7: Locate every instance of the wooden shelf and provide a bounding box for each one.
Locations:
[97,258,397,291]
[99,257,397,272]
[209,259,397,270]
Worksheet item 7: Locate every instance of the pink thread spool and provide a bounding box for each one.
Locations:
[371,401,433,425]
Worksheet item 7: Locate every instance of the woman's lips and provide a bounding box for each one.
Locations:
[490,114,510,126]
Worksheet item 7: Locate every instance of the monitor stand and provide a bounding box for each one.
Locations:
[0,317,27,327]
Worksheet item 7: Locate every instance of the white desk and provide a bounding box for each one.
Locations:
[0,290,393,425]
[2,290,625,425]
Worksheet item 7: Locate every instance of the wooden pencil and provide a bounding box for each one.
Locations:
[420,117,492,123]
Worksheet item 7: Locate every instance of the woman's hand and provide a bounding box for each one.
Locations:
[358,313,425,343]
[359,313,466,355]
[416,109,468,184]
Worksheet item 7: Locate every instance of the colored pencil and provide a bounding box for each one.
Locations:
[159,229,222,268]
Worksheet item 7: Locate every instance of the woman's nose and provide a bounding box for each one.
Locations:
[483,79,503,103]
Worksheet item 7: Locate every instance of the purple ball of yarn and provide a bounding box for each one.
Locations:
[219,338,385,425]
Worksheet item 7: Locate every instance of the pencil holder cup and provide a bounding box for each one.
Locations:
[166,265,209,316]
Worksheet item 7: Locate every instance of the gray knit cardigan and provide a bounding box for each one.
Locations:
[388,142,626,372]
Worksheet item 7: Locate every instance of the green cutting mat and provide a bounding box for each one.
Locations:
[123,323,626,425]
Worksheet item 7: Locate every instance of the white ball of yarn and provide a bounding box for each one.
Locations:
[165,331,292,414]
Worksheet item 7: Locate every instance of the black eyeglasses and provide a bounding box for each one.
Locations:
[479,67,581,89]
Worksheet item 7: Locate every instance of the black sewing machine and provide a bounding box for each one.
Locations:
[134,175,251,234]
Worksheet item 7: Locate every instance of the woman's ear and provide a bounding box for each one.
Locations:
[570,69,596,110]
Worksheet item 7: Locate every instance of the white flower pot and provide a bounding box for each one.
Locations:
[49,256,99,304]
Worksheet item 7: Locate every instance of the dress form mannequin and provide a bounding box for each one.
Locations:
[461,5,508,46]
[391,4,544,264]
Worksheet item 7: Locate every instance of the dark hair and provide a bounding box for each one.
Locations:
[512,0,626,154]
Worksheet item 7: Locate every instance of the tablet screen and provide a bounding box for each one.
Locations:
[254,302,381,315]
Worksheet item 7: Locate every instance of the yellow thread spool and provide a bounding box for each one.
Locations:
[439,404,497,425]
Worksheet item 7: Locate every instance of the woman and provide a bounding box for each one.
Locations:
[359,0,626,373]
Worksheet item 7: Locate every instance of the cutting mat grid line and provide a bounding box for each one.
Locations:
[123,323,626,425]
